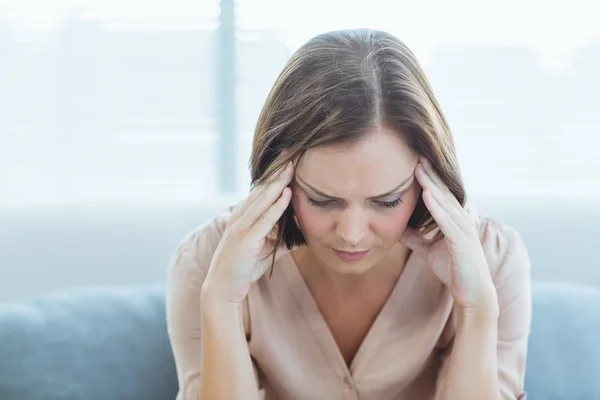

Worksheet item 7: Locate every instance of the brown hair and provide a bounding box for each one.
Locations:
[249,28,466,260]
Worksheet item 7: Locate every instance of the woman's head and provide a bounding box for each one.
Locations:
[249,28,466,271]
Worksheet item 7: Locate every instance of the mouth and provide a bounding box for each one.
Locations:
[332,248,370,261]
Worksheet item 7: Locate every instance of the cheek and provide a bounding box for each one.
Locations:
[376,207,413,240]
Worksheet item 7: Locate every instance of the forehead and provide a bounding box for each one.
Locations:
[296,128,418,195]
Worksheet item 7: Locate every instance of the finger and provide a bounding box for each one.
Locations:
[247,187,292,243]
[266,232,299,262]
[237,163,294,230]
[422,189,462,245]
[232,162,293,224]
[401,227,433,260]
[419,158,452,195]
[419,157,471,224]
[235,162,291,216]
[416,163,471,233]
[419,157,464,210]
[415,163,455,212]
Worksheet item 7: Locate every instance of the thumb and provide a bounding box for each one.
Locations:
[401,228,432,260]
[264,235,296,263]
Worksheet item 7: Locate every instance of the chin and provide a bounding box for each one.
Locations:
[325,250,379,275]
[334,263,375,275]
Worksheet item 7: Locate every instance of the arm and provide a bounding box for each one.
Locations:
[406,158,531,399]
[166,219,261,400]
[199,288,261,400]
[169,163,293,399]
[435,302,502,400]
[434,228,532,400]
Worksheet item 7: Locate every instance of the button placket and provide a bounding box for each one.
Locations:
[342,375,358,399]
[342,376,352,389]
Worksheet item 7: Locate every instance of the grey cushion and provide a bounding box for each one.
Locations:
[525,282,600,399]
[0,284,177,400]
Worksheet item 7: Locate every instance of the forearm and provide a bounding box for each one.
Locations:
[435,304,501,400]
[199,290,260,400]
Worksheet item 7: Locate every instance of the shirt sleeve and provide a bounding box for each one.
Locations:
[165,208,261,400]
[493,227,532,399]
[435,222,532,400]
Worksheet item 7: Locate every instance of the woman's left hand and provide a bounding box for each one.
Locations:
[401,157,498,315]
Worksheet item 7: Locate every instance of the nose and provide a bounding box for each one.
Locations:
[335,206,369,248]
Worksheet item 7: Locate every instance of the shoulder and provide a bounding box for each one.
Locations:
[467,206,531,283]
[168,204,237,277]
[166,203,255,338]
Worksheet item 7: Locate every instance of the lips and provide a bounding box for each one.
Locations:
[332,248,370,261]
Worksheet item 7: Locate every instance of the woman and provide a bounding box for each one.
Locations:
[167,28,531,400]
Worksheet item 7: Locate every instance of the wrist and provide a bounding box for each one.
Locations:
[457,278,499,317]
[201,293,246,337]
[455,299,499,331]
[201,284,244,313]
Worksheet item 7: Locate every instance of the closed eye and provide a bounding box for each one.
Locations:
[307,198,336,208]
[376,198,403,208]
[307,197,403,209]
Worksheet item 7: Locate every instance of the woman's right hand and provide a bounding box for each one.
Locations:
[203,161,295,304]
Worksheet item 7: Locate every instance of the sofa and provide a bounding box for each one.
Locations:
[0,281,599,399]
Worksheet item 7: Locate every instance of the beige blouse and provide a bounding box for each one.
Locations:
[166,205,531,399]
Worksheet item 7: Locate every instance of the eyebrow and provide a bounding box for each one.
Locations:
[295,174,413,200]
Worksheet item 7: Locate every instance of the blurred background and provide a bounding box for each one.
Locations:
[0,0,599,302]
